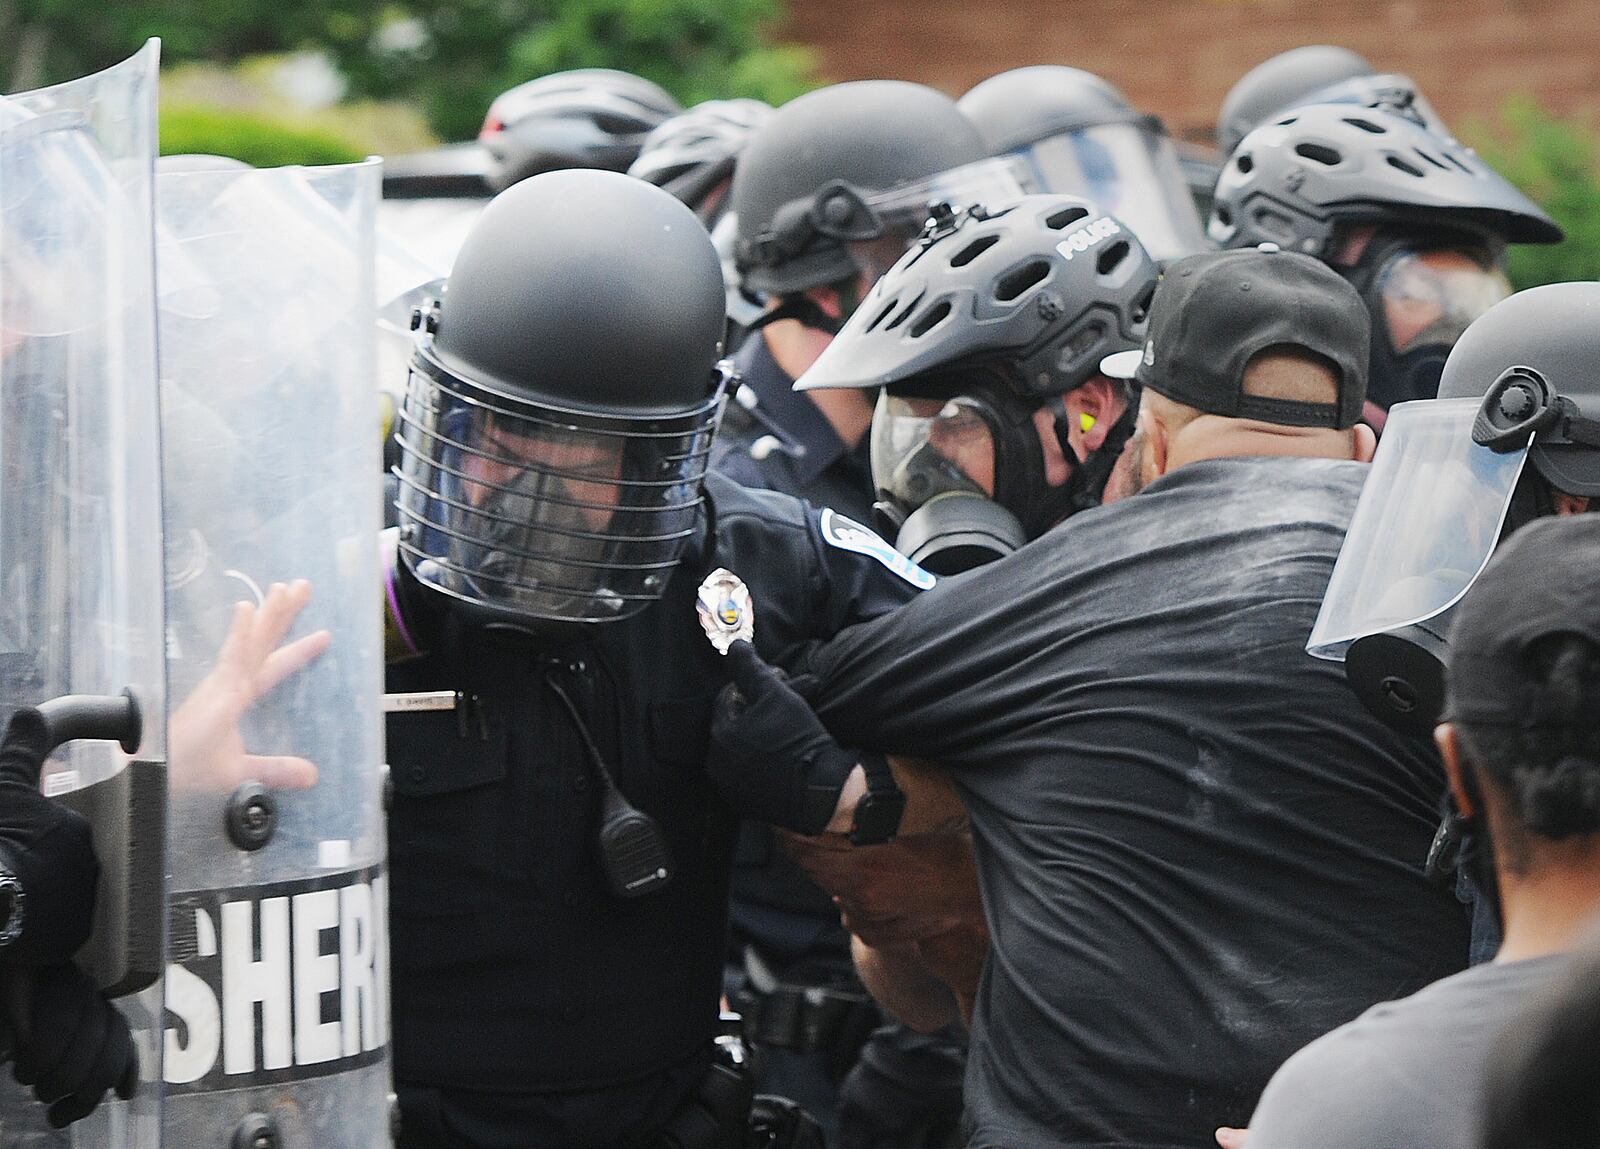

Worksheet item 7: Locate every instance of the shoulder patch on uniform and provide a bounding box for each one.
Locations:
[819,508,937,590]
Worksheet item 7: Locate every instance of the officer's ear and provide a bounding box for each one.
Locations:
[1068,376,1127,454]
[1436,722,1476,820]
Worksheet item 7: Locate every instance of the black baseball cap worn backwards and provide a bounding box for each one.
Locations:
[1101,246,1369,429]
[1444,515,1600,725]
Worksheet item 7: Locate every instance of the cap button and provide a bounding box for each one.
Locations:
[1256,242,1281,254]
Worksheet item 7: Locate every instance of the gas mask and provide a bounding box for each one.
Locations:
[869,371,1134,574]
[1343,235,1510,411]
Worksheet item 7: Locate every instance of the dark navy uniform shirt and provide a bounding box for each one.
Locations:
[713,333,875,527]
[711,333,879,966]
[802,458,1469,1149]
[384,472,926,1147]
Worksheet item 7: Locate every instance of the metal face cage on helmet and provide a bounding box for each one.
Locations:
[960,66,1207,262]
[395,337,728,626]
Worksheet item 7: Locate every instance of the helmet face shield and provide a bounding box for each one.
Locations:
[864,155,1032,241]
[1011,123,1207,261]
[871,392,999,517]
[395,347,724,624]
[1374,248,1510,357]
[1308,397,1529,659]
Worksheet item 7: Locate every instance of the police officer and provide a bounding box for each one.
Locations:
[709,82,1017,1143]
[383,168,930,1149]
[797,195,1157,572]
[958,66,1208,262]
[718,80,1022,521]
[1210,99,1562,418]
[1306,282,1600,961]
[0,712,136,1131]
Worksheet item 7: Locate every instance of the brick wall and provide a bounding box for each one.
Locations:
[781,0,1600,143]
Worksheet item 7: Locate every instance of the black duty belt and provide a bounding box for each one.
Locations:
[731,948,879,1055]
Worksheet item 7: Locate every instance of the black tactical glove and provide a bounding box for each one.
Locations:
[707,642,864,836]
[0,709,98,965]
[3,963,138,1128]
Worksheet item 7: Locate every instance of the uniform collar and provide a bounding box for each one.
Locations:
[734,335,852,488]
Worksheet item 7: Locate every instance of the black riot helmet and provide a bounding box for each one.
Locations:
[796,196,1157,571]
[1212,103,1560,411]
[393,169,730,628]
[731,81,1017,300]
[959,66,1207,262]
[1308,283,1600,734]
[479,69,682,192]
[1217,45,1375,157]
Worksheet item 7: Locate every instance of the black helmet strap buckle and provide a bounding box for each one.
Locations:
[740,182,884,269]
[1474,366,1600,453]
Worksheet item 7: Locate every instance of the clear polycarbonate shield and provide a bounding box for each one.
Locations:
[866,155,1031,238]
[1308,397,1529,660]
[156,159,389,1147]
[870,392,998,513]
[1010,122,1208,261]
[0,40,167,1149]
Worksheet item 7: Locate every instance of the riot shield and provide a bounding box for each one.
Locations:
[1,41,168,1149]
[155,159,389,1147]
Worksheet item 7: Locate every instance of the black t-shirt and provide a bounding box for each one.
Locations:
[800,457,1470,1148]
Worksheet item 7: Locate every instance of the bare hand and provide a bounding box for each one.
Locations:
[1216,1127,1251,1149]
[169,580,330,792]
[781,829,983,947]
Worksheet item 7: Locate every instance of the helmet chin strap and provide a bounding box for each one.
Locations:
[746,295,843,337]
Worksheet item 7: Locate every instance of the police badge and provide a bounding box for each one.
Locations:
[696,568,754,654]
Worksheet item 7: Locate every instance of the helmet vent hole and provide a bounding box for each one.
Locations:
[884,289,926,331]
[909,299,953,338]
[950,234,1000,267]
[1045,205,1091,230]
[1214,204,1233,227]
[1096,240,1130,276]
[1275,115,1300,127]
[1234,153,1254,174]
[1343,116,1387,134]
[1132,285,1155,324]
[995,260,1050,303]
[1385,153,1426,178]
[1294,142,1343,167]
[1413,147,1450,171]
[865,297,901,333]
[1443,151,1476,175]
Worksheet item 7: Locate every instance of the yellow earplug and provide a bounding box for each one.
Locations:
[1079,413,1097,434]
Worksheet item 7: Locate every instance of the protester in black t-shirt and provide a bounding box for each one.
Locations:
[710,249,1472,1147]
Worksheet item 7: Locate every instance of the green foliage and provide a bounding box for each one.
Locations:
[160,105,364,167]
[5,0,817,143]
[348,0,818,141]
[1465,96,1600,290]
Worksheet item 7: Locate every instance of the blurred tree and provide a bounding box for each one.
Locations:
[342,0,816,140]
[1467,96,1600,290]
[160,104,364,166]
[3,0,815,142]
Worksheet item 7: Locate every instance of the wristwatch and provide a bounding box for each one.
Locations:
[0,854,25,951]
[848,752,905,846]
